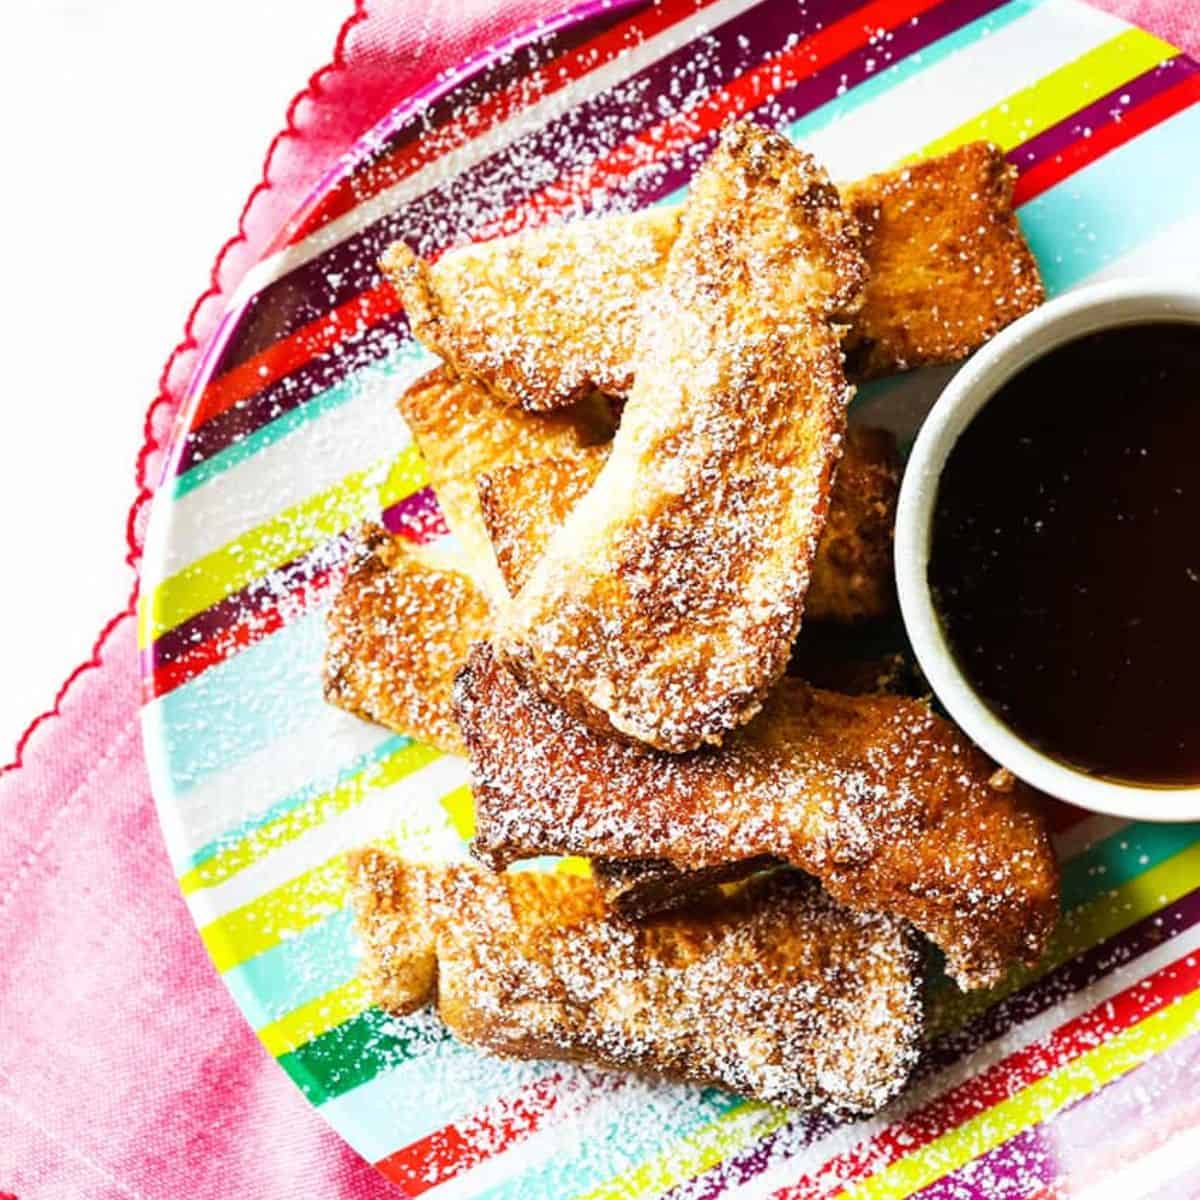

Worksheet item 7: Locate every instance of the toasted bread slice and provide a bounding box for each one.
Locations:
[479,424,899,622]
[387,207,681,411]
[841,141,1044,378]
[396,365,615,596]
[322,526,489,755]
[383,142,1041,411]
[495,124,864,753]
[456,643,1060,990]
[349,848,923,1113]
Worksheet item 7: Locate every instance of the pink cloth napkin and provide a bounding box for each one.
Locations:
[2,2,1197,1197]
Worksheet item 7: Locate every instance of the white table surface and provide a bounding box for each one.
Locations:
[1,1,346,757]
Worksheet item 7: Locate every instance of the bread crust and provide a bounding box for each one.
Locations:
[456,642,1060,990]
[495,123,864,752]
[348,848,923,1113]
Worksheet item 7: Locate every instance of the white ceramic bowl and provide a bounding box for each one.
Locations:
[895,278,1200,822]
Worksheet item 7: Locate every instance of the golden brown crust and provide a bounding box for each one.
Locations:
[395,365,615,596]
[384,208,681,410]
[841,141,1044,378]
[479,424,899,622]
[456,643,1061,990]
[495,124,864,752]
[322,526,489,755]
[349,848,923,1113]
[383,142,1041,412]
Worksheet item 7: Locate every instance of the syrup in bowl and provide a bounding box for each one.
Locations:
[928,321,1200,789]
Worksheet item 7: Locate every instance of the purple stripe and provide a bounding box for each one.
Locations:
[664,885,1200,1200]
[182,0,1008,477]
[176,309,411,474]
[213,0,827,374]
[150,532,355,671]
[1007,52,1197,170]
[380,485,448,539]
[910,1126,1056,1200]
[914,1024,1200,1198]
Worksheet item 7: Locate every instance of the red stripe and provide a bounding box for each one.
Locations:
[471,0,950,241]
[772,948,1200,1200]
[143,570,338,700]
[190,283,401,430]
[1013,71,1200,206]
[373,1073,583,1195]
[285,0,711,246]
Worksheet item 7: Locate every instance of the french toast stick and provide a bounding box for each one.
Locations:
[349,848,923,1112]
[593,635,917,919]
[396,365,615,596]
[322,526,489,755]
[455,643,1060,990]
[479,424,900,623]
[383,141,1042,411]
[495,124,865,753]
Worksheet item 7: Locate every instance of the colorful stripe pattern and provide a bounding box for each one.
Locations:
[138,0,1200,1195]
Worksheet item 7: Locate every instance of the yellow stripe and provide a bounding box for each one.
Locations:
[851,988,1200,1200]
[180,741,441,895]
[200,855,350,972]
[577,1104,788,1200]
[916,27,1174,159]
[259,976,371,1057]
[556,857,593,877]
[143,443,427,646]
[931,835,1200,1036]
[441,784,476,841]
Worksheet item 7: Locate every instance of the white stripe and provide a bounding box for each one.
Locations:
[162,354,427,573]
[1054,814,1129,862]
[159,704,403,867]
[1073,1122,1200,1200]
[721,919,1200,1200]
[798,0,1126,180]
[186,754,469,922]
[1082,206,1200,286]
[229,0,768,311]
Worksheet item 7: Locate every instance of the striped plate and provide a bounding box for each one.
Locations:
[139,0,1200,1195]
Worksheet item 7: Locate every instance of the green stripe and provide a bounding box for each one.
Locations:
[278,1006,454,1104]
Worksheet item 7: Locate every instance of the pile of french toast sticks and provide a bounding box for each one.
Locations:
[324,123,1061,1117]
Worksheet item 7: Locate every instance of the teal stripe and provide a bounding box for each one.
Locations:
[1021,100,1200,296]
[173,341,428,498]
[223,906,358,1026]
[183,733,406,871]
[1060,820,1200,912]
[788,0,1046,144]
[477,1089,745,1200]
[156,610,327,793]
